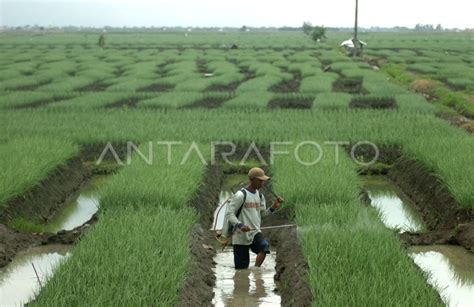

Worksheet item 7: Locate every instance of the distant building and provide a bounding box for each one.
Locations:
[340,38,367,55]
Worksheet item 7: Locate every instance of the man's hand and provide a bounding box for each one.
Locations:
[240,225,251,232]
[273,197,284,210]
[239,225,251,232]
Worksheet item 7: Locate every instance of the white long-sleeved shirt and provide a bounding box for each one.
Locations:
[225,188,273,245]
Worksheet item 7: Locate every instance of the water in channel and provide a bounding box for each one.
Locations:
[0,245,70,306]
[45,175,105,232]
[212,248,280,306]
[362,175,425,233]
[0,175,105,305]
[363,176,474,305]
[409,245,474,306]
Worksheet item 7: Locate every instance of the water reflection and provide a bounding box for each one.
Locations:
[409,245,474,307]
[362,176,425,233]
[0,245,70,306]
[46,175,105,232]
[212,248,280,306]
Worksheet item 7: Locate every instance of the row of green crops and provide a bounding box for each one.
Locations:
[0,137,78,208]
[0,31,320,49]
[33,205,197,305]
[2,41,445,115]
[2,31,472,52]
[0,89,437,111]
[31,139,445,305]
[0,91,437,112]
[0,53,301,93]
[32,143,209,305]
[0,108,472,208]
[330,31,474,117]
[273,144,441,305]
[366,48,474,91]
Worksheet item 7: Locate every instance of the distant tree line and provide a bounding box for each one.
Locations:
[302,21,327,42]
[3,24,472,33]
[414,24,444,31]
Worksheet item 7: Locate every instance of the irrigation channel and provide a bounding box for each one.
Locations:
[0,175,104,306]
[212,173,281,306]
[362,175,474,306]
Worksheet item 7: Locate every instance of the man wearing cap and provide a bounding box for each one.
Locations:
[225,167,284,269]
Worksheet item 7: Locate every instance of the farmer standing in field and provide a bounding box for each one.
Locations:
[225,167,284,269]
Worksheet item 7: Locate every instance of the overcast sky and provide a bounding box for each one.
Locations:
[1,0,473,29]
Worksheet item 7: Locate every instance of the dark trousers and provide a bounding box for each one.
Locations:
[233,232,270,269]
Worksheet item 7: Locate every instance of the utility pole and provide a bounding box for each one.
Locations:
[352,0,359,57]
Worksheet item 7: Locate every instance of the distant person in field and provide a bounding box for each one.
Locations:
[226,167,284,269]
[98,34,105,49]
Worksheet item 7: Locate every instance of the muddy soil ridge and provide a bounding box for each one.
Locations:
[205,81,241,92]
[333,76,368,95]
[138,83,175,92]
[400,222,474,253]
[388,158,473,230]
[0,157,91,225]
[0,213,98,268]
[350,143,474,252]
[263,207,313,306]
[175,164,222,306]
[268,97,313,109]
[104,96,141,108]
[12,95,74,109]
[270,71,302,93]
[390,159,474,252]
[77,80,110,92]
[182,96,230,109]
[0,143,126,268]
[349,96,397,109]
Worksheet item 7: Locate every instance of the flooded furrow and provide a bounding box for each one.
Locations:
[363,175,474,305]
[212,173,281,306]
[362,175,426,233]
[0,175,106,305]
[45,175,105,232]
[409,245,474,306]
[0,245,70,306]
[213,248,280,306]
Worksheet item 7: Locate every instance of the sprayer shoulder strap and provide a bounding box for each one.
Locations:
[236,189,247,218]
[236,189,262,218]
